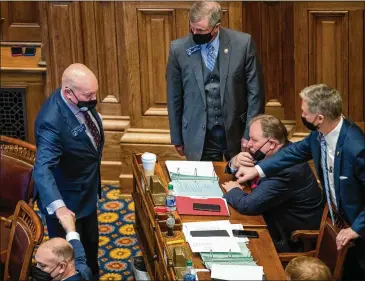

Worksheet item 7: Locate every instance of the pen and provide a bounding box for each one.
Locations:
[166,239,185,246]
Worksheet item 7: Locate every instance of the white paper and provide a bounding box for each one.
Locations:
[183,220,232,239]
[166,160,217,178]
[173,180,224,197]
[211,264,263,280]
[188,237,241,253]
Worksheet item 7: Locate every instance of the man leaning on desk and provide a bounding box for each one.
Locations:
[222,114,324,252]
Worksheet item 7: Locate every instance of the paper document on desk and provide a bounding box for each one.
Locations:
[188,237,241,253]
[173,180,223,197]
[211,264,263,280]
[183,220,231,239]
[166,160,217,180]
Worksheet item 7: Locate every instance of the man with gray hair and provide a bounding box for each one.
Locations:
[235,84,365,280]
[222,115,323,252]
[167,1,264,161]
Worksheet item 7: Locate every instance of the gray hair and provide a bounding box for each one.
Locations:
[189,1,222,27]
[299,84,342,120]
[249,114,288,144]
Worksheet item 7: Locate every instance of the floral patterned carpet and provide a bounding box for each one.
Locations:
[35,184,141,281]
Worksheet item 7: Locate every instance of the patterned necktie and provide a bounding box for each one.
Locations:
[82,111,101,151]
[206,43,216,71]
[320,134,335,225]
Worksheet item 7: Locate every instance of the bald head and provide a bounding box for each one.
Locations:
[62,63,97,91]
[37,238,75,263]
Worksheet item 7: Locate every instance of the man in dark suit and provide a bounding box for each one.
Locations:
[33,63,104,278]
[32,214,92,281]
[166,1,264,161]
[235,84,365,280]
[222,115,324,252]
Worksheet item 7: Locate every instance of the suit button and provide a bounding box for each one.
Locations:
[204,107,206,111]
[202,125,205,129]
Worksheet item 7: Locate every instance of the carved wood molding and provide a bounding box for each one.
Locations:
[120,128,171,144]
[102,115,130,132]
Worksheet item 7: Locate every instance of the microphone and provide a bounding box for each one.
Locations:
[166,215,175,237]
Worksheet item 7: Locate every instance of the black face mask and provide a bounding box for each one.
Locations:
[251,139,271,164]
[31,264,59,281]
[301,115,319,131]
[191,25,217,45]
[67,87,97,112]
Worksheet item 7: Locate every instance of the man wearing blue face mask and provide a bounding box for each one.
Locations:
[33,63,104,279]
[166,1,264,161]
[222,115,324,252]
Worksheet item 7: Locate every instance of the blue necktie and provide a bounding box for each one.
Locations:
[206,44,216,71]
[320,134,335,225]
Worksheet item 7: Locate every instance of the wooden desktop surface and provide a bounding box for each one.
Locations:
[157,161,286,280]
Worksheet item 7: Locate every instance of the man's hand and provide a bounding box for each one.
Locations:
[336,227,359,250]
[232,152,254,169]
[59,214,76,234]
[222,181,242,193]
[235,166,259,183]
[174,145,185,156]
[55,206,75,221]
[241,138,249,152]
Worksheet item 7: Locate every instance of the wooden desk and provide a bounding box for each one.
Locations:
[132,154,286,280]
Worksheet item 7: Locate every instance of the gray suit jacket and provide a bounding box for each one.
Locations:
[166,28,264,160]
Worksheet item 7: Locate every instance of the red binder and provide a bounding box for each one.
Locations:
[176,196,230,216]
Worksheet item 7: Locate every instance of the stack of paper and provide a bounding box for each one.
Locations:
[166,160,217,180]
[211,264,263,280]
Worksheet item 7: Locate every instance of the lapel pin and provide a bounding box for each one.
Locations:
[336,151,340,156]
[224,48,228,54]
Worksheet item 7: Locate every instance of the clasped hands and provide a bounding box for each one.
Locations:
[55,206,76,233]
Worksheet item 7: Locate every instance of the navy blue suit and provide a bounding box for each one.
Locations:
[33,89,104,277]
[258,119,365,278]
[224,143,324,252]
[65,239,93,281]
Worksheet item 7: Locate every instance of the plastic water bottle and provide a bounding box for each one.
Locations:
[183,260,196,281]
[165,183,176,211]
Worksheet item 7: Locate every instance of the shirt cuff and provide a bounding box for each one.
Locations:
[255,165,266,178]
[46,200,66,215]
[228,160,238,174]
[66,231,80,241]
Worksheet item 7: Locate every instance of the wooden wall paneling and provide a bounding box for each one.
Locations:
[46,1,84,89]
[294,1,364,134]
[0,1,41,42]
[1,72,45,144]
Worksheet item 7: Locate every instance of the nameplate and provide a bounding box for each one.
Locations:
[186,45,201,56]
[71,124,86,137]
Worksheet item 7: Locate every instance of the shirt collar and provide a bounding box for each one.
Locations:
[201,30,220,51]
[60,89,81,115]
[324,116,343,149]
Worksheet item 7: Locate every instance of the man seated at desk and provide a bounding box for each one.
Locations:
[222,115,324,252]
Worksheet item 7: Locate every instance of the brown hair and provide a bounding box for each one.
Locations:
[285,256,332,281]
[188,1,222,27]
[249,114,288,144]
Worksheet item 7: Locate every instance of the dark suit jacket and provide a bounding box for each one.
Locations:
[259,119,365,237]
[224,145,324,251]
[33,89,104,219]
[166,28,264,160]
[64,239,92,281]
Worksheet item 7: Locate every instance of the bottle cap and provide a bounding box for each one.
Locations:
[186,260,192,266]
[168,183,173,190]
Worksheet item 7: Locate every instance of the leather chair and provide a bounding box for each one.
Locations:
[0,136,36,217]
[1,200,44,281]
[279,205,351,280]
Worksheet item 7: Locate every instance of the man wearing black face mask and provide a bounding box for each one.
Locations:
[222,115,324,252]
[166,1,264,161]
[33,63,104,279]
[235,85,365,280]
[32,214,92,281]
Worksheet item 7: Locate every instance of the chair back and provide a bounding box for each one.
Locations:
[0,136,36,217]
[3,200,44,281]
[315,205,350,281]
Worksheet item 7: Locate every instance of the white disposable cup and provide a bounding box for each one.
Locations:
[141,152,157,176]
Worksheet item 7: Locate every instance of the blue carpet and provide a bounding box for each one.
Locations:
[35,184,141,281]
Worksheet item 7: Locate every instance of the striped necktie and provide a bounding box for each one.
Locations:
[320,134,335,225]
[206,43,216,71]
